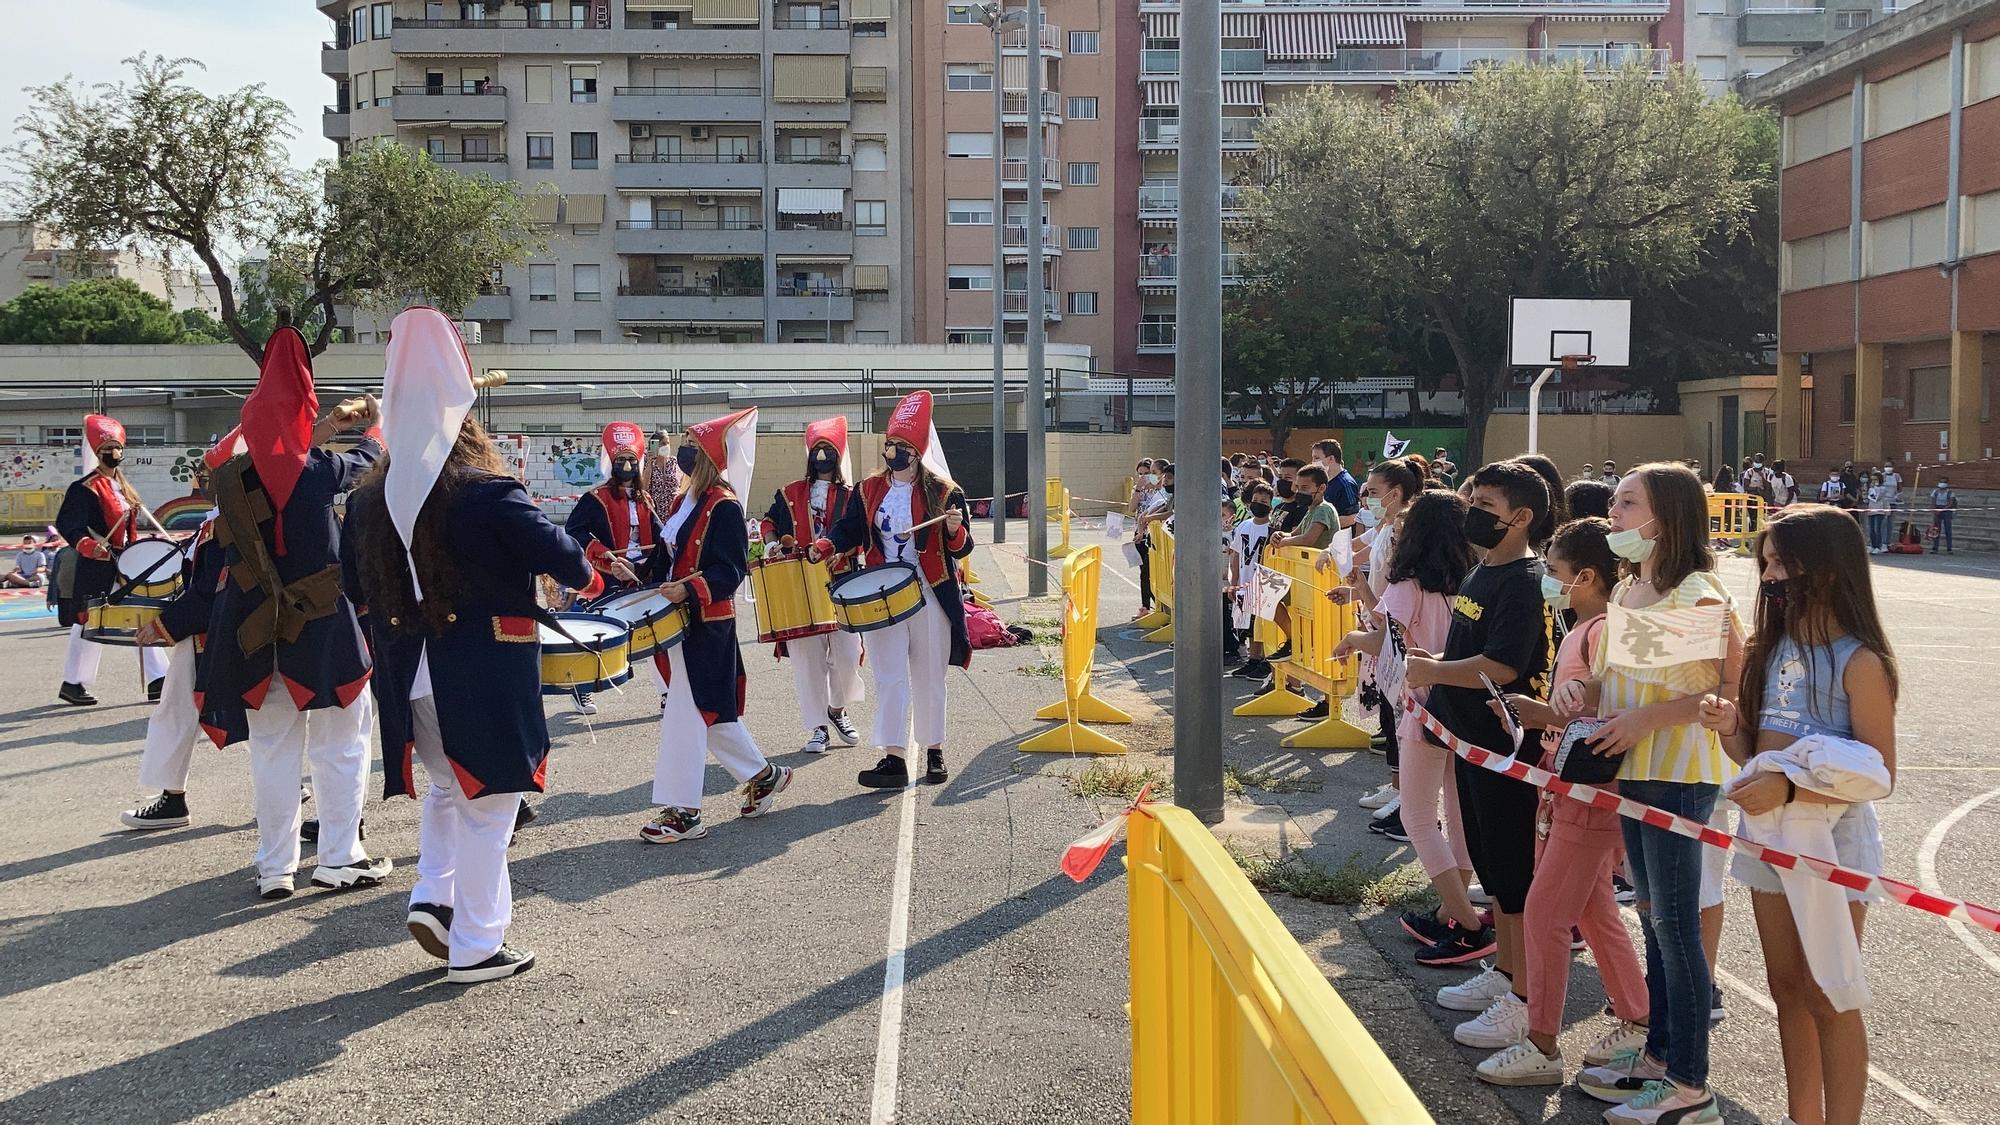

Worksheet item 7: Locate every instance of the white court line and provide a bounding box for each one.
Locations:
[1713,967,1956,1123]
[1916,786,2000,980]
[869,777,920,1125]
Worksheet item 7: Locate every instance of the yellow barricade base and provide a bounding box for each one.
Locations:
[1234,685,1312,717]
[1140,621,1175,644]
[1284,714,1374,750]
[1134,609,1170,630]
[1019,721,1127,755]
[1036,693,1133,724]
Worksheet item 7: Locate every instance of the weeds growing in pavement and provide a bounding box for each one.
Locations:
[1223,764,1325,794]
[1019,651,1064,678]
[1066,761,1173,800]
[1227,845,1437,911]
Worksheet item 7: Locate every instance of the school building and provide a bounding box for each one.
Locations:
[1747,0,2000,480]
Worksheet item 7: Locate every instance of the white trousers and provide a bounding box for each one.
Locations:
[790,628,864,732]
[409,695,517,968]
[652,644,767,809]
[136,638,201,791]
[246,687,372,879]
[64,624,168,688]
[868,591,950,752]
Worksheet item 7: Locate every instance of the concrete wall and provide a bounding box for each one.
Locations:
[1484,413,1688,478]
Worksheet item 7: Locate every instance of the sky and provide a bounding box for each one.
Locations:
[0,0,336,178]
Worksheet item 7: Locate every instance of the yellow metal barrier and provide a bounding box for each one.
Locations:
[0,489,63,528]
[959,558,994,609]
[1128,805,1436,1125]
[1135,521,1175,643]
[1234,547,1371,749]
[1708,492,1765,556]
[1022,545,1131,754]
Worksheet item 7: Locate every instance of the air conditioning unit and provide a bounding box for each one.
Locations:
[687,325,719,336]
[457,320,482,345]
[690,126,712,141]
[629,124,653,140]
[694,194,718,207]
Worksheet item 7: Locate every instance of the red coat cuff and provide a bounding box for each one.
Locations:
[584,541,613,570]
[578,570,606,600]
[945,522,970,552]
[686,574,714,605]
[79,538,112,561]
[360,425,383,444]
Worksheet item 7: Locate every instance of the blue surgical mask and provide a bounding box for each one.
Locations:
[1541,573,1576,610]
[675,445,699,473]
[885,446,913,472]
[1606,520,1657,563]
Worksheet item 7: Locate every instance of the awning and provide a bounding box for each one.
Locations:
[1223,80,1262,107]
[849,0,890,20]
[1144,12,1177,39]
[1144,80,1178,107]
[690,0,759,23]
[853,66,888,99]
[854,265,890,291]
[627,0,693,9]
[1002,55,1027,89]
[1262,13,1336,60]
[1222,13,1260,38]
[778,188,845,215]
[773,54,846,101]
[1335,13,1406,46]
[565,193,605,225]
[524,192,561,224]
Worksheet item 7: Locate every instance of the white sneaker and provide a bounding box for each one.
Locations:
[1476,1041,1563,1087]
[1453,990,1528,1049]
[1602,1080,1721,1123]
[1582,1020,1650,1067]
[1370,793,1402,821]
[256,873,294,900]
[1467,881,1492,906]
[1436,963,1513,1012]
[572,693,597,716]
[803,727,832,754]
[1358,783,1397,810]
[1577,1049,1668,1103]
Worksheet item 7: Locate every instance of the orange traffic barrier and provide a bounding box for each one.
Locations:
[1022,545,1131,755]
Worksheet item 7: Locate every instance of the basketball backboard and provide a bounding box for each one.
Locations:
[1508,298,1631,369]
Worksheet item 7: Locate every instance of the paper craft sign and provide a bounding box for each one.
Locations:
[1103,510,1126,538]
[1327,526,1354,579]
[1383,431,1410,459]
[1604,601,1728,670]
[1247,564,1292,622]
[1376,615,1408,707]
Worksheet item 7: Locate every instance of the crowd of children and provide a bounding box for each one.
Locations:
[1205,447,1898,1125]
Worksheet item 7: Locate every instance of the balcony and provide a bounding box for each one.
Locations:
[1001,23,1062,57]
[1001,158,1063,191]
[619,23,764,54]
[1139,253,1251,287]
[612,85,765,123]
[1137,320,1176,353]
[770,216,854,257]
[772,284,856,322]
[322,105,350,141]
[614,151,766,191]
[390,17,616,56]
[1141,49,1266,75]
[466,287,513,322]
[1002,224,1063,257]
[1139,117,1262,149]
[1001,91,1064,124]
[1739,7,1830,45]
[769,152,853,189]
[392,85,508,125]
[1261,47,1673,81]
[425,152,509,168]
[321,41,348,76]
[770,15,850,53]
[615,219,765,256]
[1002,289,1062,321]
[616,284,767,325]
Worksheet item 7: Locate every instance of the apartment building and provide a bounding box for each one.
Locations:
[320,0,906,345]
[0,221,221,314]
[1670,0,1915,96]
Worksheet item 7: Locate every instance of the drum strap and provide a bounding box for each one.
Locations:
[102,541,190,606]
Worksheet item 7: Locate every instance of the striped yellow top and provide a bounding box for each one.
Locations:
[1594,571,1741,787]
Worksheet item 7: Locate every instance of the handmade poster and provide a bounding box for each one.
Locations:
[1247,564,1292,623]
[1604,601,1729,670]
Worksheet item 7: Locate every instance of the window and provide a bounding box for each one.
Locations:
[946,133,993,158]
[530,330,559,344]
[525,65,553,104]
[123,425,168,447]
[947,4,979,23]
[571,131,598,169]
[947,65,993,93]
[948,328,995,344]
[1067,291,1099,316]
[1967,189,2000,256]
[573,263,601,301]
[854,139,888,171]
[1865,205,1947,275]
[529,264,557,301]
[947,199,994,225]
[42,426,83,447]
[1695,55,1728,83]
[350,8,366,44]
[1785,95,1852,166]
[721,204,756,229]
[856,200,887,235]
[1833,9,1870,31]
[1695,0,1727,13]
[355,72,373,111]
[373,69,395,107]
[1067,96,1098,120]
[1866,57,1948,139]
[1974,36,2000,104]
[1840,370,1856,424]
[527,133,554,169]
[1782,228,1851,290]
[372,2,392,39]
[570,64,598,103]
[1067,161,1099,185]
[575,330,602,344]
[1070,30,1099,54]
[1909,366,1950,422]
[1067,226,1100,251]
[947,266,994,291]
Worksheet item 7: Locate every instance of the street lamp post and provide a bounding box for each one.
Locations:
[1023,0,1048,597]
[978,2,1023,544]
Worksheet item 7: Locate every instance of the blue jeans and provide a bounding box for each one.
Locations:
[1619,778,1720,1089]
[1867,512,1889,550]
[1933,511,1954,552]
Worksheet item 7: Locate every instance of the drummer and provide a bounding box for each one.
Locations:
[821,390,975,790]
[641,407,793,844]
[761,416,865,754]
[563,421,668,715]
[54,413,170,706]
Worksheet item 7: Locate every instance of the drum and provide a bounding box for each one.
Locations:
[591,586,688,661]
[749,555,838,644]
[81,595,168,647]
[828,563,925,634]
[117,536,185,599]
[539,612,632,695]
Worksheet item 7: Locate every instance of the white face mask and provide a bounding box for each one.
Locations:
[1606,519,1657,563]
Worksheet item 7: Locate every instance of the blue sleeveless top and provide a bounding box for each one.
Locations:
[1757,634,1864,740]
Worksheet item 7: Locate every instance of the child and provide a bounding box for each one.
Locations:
[1334,491,1481,954]
[1228,482,1276,675]
[1475,518,1650,1086]
[1699,505,1896,1125]
[1575,463,1743,1125]
[1401,462,1550,1039]
[1325,459,1423,816]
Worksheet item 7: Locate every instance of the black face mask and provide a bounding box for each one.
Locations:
[1759,577,1791,618]
[1164,484,1175,495]
[612,461,639,483]
[1275,479,1295,499]
[101,450,123,469]
[810,450,838,476]
[884,446,913,472]
[1248,501,1271,519]
[1462,506,1512,550]
[675,446,699,473]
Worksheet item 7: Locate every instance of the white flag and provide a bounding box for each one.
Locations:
[1383,431,1410,459]
[1247,564,1292,622]
[1103,510,1126,539]
[1328,526,1354,579]
[1604,601,1729,670]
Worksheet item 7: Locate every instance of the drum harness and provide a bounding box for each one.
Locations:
[211,455,346,655]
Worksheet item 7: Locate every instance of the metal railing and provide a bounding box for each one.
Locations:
[616,218,765,230]
[772,151,851,164]
[1003,224,1063,251]
[617,149,763,163]
[1002,289,1062,315]
[1001,157,1063,185]
[1138,184,1246,211]
[1001,91,1065,117]
[395,84,507,96]
[1138,253,1250,280]
[392,17,602,29]
[612,84,763,96]
[426,152,508,163]
[772,17,848,29]
[776,283,854,296]
[1138,321,1177,348]
[618,283,764,297]
[775,216,852,231]
[1141,48,1266,74]
[1140,117,1263,145]
[1001,23,1063,51]
[1263,46,1672,76]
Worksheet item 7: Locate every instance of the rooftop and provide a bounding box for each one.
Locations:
[1743,0,1993,105]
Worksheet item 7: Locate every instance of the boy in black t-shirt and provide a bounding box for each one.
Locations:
[1404,461,1550,1040]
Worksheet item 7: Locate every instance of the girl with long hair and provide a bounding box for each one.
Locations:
[760,417,865,753]
[54,413,169,705]
[1700,506,1897,1125]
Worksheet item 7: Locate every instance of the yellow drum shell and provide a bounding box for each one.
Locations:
[828,564,924,634]
[117,536,185,600]
[539,612,633,695]
[750,554,839,644]
[82,596,166,647]
[591,588,688,661]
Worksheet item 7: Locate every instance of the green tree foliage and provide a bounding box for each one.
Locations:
[1248,64,1773,462]
[7,55,546,369]
[0,279,186,344]
[1223,274,1403,452]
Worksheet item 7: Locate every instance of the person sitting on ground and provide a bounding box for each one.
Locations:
[4,535,48,588]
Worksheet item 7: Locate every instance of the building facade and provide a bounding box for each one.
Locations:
[1747,0,2000,472]
[1671,0,1912,97]
[0,222,221,315]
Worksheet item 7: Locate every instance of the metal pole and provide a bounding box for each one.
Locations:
[1525,366,1555,454]
[990,9,1008,543]
[1176,0,1223,823]
[1024,0,1049,596]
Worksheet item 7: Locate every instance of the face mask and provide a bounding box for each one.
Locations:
[1462,506,1512,550]
[1540,573,1576,611]
[101,450,124,468]
[1276,479,1295,499]
[1247,501,1271,519]
[1366,496,1386,519]
[1759,577,1790,618]
[675,445,699,474]
[1606,520,1657,563]
[884,446,913,472]
[1355,505,1379,529]
[811,450,838,475]
[1164,484,1176,495]
[612,460,639,483]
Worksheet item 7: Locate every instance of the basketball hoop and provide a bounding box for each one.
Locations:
[1559,354,1597,372]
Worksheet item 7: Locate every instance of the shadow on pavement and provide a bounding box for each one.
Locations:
[0,822,239,888]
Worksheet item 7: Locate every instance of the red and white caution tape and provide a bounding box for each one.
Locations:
[1404,698,2000,936]
[1061,783,1152,882]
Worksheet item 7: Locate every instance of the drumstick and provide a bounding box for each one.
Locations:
[328,370,511,423]
[893,511,960,542]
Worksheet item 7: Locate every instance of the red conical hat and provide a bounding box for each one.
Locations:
[804,415,848,457]
[687,407,759,497]
[238,326,319,554]
[203,425,246,473]
[83,414,126,452]
[601,421,644,460]
[885,391,932,454]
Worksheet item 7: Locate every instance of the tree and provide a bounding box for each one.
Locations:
[1223,275,1403,452]
[1249,64,1771,463]
[7,55,547,369]
[0,278,185,344]
[176,307,230,344]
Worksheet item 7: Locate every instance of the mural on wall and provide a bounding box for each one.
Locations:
[545,437,607,490]
[1,448,73,490]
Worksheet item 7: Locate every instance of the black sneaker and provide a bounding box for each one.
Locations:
[858,754,910,789]
[1269,642,1293,662]
[924,748,948,784]
[1370,809,1409,842]
[1399,909,1454,946]
[121,791,190,830]
[1229,659,1270,680]
[1612,873,1637,904]
[300,817,366,844]
[827,709,861,745]
[1710,984,1727,1023]
[58,682,98,707]
[1297,698,1330,720]
[146,677,165,703]
[407,902,454,960]
[448,944,536,984]
[514,801,537,832]
[1415,923,1499,967]
[311,855,393,890]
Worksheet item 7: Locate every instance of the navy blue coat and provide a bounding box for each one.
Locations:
[157,523,250,748]
[659,486,749,725]
[204,440,379,714]
[564,483,668,595]
[343,474,597,800]
[54,474,133,628]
